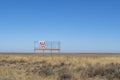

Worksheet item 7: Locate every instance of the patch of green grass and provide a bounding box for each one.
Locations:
[0,76,11,80]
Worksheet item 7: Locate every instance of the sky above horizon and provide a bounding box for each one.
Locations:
[0,0,120,53]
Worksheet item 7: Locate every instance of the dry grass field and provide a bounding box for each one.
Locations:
[0,53,120,80]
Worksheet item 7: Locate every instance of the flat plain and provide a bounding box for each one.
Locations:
[0,53,120,80]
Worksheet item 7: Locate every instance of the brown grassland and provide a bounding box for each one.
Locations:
[0,53,120,80]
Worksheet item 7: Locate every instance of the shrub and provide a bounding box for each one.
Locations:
[38,66,54,77]
[58,73,72,80]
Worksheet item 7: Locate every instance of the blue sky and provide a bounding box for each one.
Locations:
[0,0,120,52]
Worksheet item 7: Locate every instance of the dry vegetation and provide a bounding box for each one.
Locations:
[0,53,120,80]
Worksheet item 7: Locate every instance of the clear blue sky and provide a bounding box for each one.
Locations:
[0,0,120,52]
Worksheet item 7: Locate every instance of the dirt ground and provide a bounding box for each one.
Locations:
[0,53,120,80]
